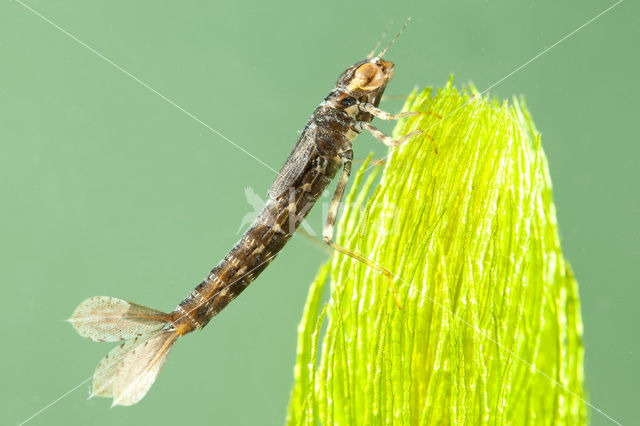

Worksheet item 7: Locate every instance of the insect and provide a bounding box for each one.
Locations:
[68,26,422,406]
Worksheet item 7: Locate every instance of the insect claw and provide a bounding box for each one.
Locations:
[406,129,424,141]
[383,272,403,310]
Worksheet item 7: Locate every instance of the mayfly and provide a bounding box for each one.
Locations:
[68,24,422,406]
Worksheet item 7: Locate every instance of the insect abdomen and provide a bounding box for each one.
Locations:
[172,151,341,335]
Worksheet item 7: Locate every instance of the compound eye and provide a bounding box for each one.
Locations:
[350,63,384,90]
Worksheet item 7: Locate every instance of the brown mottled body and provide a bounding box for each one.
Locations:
[172,82,366,335]
[69,52,421,406]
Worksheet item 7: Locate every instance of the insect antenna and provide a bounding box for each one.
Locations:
[377,17,412,58]
[367,21,393,59]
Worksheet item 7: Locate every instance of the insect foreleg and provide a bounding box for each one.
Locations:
[358,102,422,121]
[322,149,403,309]
[354,121,422,148]
[322,149,352,243]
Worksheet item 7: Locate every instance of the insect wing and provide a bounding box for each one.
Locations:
[268,125,317,199]
[111,330,178,406]
[68,296,169,342]
[91,335,147,398]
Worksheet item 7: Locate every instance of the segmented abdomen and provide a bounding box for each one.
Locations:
[171,150,341,335]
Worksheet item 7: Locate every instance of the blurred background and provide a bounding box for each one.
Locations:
[1,1,637,425]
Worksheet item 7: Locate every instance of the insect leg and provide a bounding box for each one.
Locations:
[322,149,403,309]
[358,102,423,121]
[297,228,333,254]
[353,121,422,148]
[323,150,352,243]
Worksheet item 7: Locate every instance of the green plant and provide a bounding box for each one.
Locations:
[287,82,586,425]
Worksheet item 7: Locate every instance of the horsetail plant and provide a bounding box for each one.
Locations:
[287,82,586,425]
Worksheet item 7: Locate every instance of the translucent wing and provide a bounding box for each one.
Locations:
[111,331,178,406]
[90,331,178,405]
[68,296,170,342]
[268,124,317,199]
[91,335,145,398]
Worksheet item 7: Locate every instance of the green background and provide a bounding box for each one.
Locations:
[1,1,637,425]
